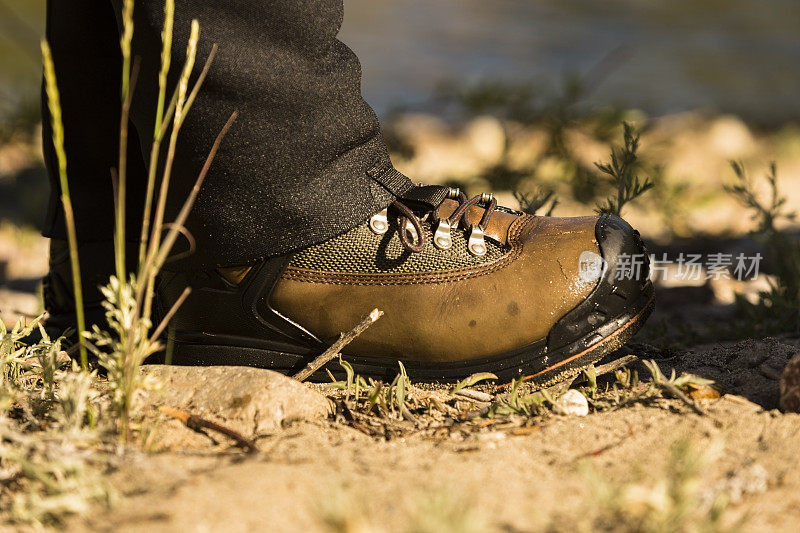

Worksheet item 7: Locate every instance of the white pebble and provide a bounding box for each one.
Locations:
[553,389,589,416]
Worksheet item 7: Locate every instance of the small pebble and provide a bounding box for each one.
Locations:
[553,389,589,416]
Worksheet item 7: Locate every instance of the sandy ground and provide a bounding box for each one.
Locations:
[25,331,792,533]
[2,112,800,531]
[64,376,800,532]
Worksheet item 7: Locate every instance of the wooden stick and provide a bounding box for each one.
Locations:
[595,354,639,377]
[643,360,707,416]
[659,380,708,416]
[158,405,258,453]
[293,308,383,382]
[455,389,493,403]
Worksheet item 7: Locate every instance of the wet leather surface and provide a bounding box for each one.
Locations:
[270,215,601,362]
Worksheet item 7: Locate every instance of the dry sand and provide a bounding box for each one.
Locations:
[2,112,799,531]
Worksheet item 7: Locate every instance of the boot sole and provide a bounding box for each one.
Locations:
[517,285,654,387]
[166,281,654,385]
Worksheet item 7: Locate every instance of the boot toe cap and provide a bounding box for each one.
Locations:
[544,213,653,350]
[595,213,649,284]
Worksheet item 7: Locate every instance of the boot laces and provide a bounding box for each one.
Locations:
[373,188,498,256]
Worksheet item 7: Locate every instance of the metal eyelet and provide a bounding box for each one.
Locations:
[479,192,494,204]
[468,225,487,256]
[433,219,453,250]
[447,187,461,199]
[369,208,389,235]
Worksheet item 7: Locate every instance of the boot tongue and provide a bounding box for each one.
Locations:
[397,184,521,245]
[398,185,450,212]
[435,198,521,246]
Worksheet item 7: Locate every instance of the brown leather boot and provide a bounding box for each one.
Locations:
[156,186,654,384]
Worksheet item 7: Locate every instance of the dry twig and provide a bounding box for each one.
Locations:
[158,405,258,453]
[293,308,383,382]
[659,380,708,416]
[595,354,639,376]
[455,389,493,403]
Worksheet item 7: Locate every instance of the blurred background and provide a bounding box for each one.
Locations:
[1,0,799,338]
[345,0,800,124]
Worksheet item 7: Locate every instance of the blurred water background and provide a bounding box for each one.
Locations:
[1,0,799,125]
[1,0,800,330]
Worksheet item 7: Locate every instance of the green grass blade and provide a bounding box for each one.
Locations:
[41,41,87,370]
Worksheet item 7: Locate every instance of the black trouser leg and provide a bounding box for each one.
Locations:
[41,0,145,322]
[44,0,409,271]
[42,0,148,244]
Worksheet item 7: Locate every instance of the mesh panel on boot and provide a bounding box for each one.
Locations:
[289,219,509,274]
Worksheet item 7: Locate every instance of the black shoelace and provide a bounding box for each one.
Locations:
[391,190,498,253]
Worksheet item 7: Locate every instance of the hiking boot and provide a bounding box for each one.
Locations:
[156,185,655,384]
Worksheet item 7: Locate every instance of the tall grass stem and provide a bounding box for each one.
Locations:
[138,0,175,269]
[141,20,199,320]
[40,41,88,369]
[116,0,135,283]
[153,111,237,271]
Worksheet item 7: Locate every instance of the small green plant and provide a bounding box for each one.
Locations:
[580,368,649,412]
[85,277,161,439]
[34,327,61,401]
[366,362,417,421]
[573,359,717,413]
[0,316,111,526]
[575,363,642,411]
[325,357,369,402]
[726,161,800,334]
[343,362,458,424]
[727,162,792,233]
[594,122,655,217]
[407,489,489,533]
[582,365,598,398]
[486,377,554,417]
[450,372,497,395]
[579,437,742,533]
[40,0,236,441]
[643,359,715,393]
[514,187,559,216]
[0,427,116,527]
[1,317,39,390]
[1,317,67,411]
[53,363,99,434]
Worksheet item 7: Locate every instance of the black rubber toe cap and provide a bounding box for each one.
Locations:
[546,214,651,350]
[595,213,649,284]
